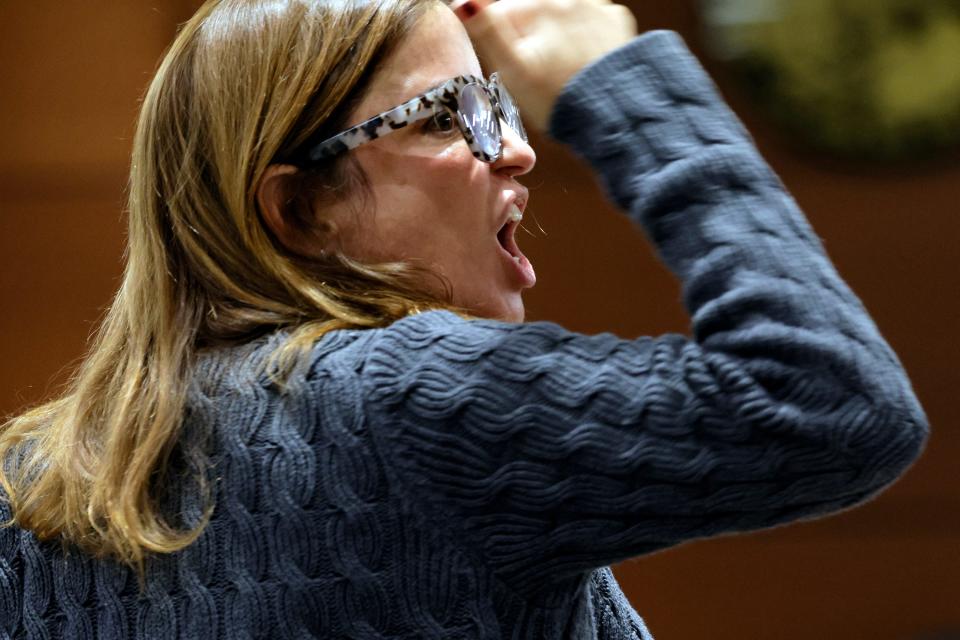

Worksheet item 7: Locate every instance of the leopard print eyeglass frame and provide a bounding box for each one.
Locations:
[303,73,527,165]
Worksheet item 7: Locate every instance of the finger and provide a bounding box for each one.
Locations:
[452,0,524,73]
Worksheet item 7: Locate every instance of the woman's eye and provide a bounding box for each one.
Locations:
[422,110,457,135]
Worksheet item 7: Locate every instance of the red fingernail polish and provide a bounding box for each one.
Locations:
[459,0,478,19]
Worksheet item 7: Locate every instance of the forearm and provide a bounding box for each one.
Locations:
[549,31,928,453]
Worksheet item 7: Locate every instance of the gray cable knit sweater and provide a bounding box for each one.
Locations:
[0,31,928,639]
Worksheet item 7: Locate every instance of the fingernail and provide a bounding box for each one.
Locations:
[450,0,480,20]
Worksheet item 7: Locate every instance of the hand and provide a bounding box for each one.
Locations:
[453,0,638,131]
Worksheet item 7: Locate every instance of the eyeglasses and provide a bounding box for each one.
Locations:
[303,72,526,165]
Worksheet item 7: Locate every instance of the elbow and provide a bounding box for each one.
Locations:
[837,395,929,496]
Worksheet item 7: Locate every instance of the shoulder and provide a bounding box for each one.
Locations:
[359,310,656,409]
[361,310,584,373]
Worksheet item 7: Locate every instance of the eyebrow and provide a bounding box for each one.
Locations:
[366,78,448,122]
[410,78,453,99]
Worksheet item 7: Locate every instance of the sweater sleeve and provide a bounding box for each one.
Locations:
[359,31,929,596]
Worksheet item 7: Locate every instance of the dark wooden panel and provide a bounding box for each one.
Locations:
[0,199,125,411]
[614,527,960,639]
[0,1,196,181]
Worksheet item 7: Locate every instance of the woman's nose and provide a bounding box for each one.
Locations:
[494,119,536,176]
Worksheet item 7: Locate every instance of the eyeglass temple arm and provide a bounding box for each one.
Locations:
[307,95,443,163]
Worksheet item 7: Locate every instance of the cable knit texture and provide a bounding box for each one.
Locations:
[1,31,928,639]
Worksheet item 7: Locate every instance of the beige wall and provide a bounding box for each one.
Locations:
[1,2,957,638]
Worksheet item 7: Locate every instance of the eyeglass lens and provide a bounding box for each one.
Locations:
[459,83,501,158]
[459,80,527,159]
[494,84,526,142]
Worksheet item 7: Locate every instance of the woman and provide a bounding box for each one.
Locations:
[0,0,928,637]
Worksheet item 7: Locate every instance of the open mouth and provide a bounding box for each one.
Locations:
[495,203,536,287]
[497,217,522,261]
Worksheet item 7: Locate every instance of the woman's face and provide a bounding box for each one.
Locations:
[327,3,537,322]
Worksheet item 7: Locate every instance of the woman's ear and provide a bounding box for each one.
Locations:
[257,164,317,256]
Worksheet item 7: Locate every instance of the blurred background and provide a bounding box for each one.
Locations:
[1,1,957,638]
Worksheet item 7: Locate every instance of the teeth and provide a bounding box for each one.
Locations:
[513,256,521,263]
[508,203,523,222]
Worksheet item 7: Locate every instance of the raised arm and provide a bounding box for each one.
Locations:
[359,25,929,597]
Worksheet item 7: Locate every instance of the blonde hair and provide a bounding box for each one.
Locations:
[0,0,452,573]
